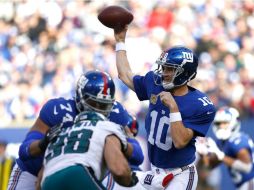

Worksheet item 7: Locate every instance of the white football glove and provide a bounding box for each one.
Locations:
[195,137,209,155]
[207,137,225,161]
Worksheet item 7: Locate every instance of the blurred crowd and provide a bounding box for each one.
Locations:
[0,0,254,127]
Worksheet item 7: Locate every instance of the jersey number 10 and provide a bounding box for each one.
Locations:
[148,110,172,151]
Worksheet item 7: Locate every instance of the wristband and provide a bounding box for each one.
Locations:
[115,42,126,51]
[216,151,225,161]
[169,112,182,122]
[232,160,252,173]
[38,137,49,152]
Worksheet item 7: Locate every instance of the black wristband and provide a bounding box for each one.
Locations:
[38,138,49,152]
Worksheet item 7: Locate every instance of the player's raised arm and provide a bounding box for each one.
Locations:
[114,26,135,91]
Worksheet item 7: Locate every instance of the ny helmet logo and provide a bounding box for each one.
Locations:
[78,75,88,88]
[182,52,193,63]
[144,174,154,185]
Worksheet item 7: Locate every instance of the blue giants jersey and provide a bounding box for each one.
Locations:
[16,98,131,176]
[216,133,254,187]
[133,71,215,168]
[16,98,78,176]
[108,101,129,127]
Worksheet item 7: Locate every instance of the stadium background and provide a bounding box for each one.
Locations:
[0,0,254,190]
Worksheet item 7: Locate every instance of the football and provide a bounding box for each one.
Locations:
[98,5,134,29]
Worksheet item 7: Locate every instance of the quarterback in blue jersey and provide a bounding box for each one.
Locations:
[113,26,215,189]
[7,71,143,190]
[197,107,254,190]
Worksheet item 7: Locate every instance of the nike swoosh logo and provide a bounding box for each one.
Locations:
[207,111,213,115]
[112,108,119,113]
[54,106,58,115]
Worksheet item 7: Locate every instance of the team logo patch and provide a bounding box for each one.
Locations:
[144,174,154,185]
[150,94,157,105]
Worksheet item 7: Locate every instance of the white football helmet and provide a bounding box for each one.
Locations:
[213,107,240,140]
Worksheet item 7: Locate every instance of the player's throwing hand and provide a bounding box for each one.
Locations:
[114,25,128,42]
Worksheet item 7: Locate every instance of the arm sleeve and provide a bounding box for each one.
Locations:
[183,108,216,137]
[230,136,250,156]
[133,73,150,101]
[109,101,129,126]
[127,138,144,166]
[18,131,45,160]
[39,99,61,128]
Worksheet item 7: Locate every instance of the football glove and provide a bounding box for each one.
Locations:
[126,172,139,187]
[207,137,225,161]
[39,123,62,151]
[195,137,209,156]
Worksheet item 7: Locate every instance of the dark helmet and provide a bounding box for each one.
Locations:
[75,70,115,116]
[154,46,199,90]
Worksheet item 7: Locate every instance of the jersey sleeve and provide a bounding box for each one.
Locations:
[39,99,62,128]
[108,101,129,126]
[183,107,216,137]
[102,121,128,150]
[230,135,250,155]
[133,72,152,101]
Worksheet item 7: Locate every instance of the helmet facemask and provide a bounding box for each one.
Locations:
[76,90,114,117]
[213,108,240,140]
[153,46,198,90]
[213,122,234,140]
[154,62,184,90]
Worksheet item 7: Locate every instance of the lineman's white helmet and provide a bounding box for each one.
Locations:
[213,107,240,140]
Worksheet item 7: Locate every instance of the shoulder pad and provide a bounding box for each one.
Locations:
[74,111,107,125]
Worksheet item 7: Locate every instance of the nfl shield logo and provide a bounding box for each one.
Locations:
[150,94,157,105]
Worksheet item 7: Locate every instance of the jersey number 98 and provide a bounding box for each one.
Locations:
[45,128,93,162]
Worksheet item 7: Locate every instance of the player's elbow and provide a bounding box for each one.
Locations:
[118,73,129,85]
[118,73,124,80]
[174,142,187,149]
[173,139,189,149]
[172,128,194,149]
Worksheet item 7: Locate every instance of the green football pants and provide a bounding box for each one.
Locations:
[41,165,106,190]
